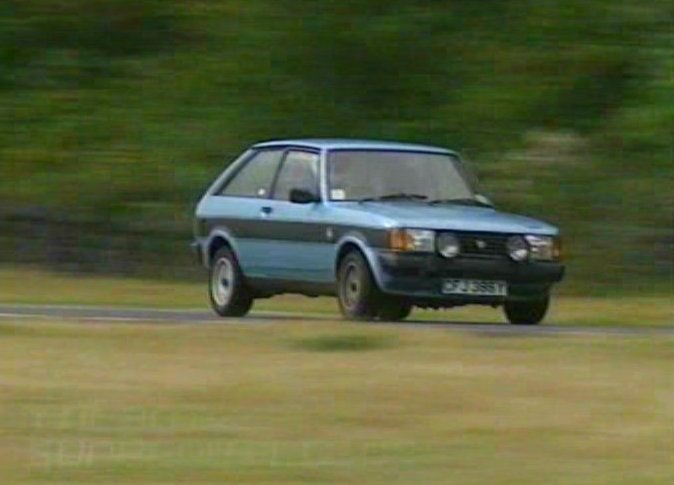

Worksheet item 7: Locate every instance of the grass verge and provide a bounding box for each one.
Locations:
[1,319,673,484]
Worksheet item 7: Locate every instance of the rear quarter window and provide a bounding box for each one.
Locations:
[220,149,284,198]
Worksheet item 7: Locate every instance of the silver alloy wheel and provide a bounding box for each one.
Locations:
[211,257,235,307]
[342,263,361,309]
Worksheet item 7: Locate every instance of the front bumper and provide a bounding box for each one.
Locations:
[375,251,564,304]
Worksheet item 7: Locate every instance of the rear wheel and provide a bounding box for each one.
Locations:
[504,296,549,325]
[337,251,380,321]
[209,247,254,317]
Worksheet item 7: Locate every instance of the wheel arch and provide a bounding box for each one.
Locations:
[334,234,385,289]
[205,228,240,268]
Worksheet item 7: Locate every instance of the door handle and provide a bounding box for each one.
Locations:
[260,206,273,217]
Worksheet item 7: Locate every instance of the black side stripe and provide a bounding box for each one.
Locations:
[204,218,389,248]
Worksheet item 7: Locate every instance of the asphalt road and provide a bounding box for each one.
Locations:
[1,304,672,337]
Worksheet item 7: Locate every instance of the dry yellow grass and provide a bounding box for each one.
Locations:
[1,319,673,484]
[0,267,205,308]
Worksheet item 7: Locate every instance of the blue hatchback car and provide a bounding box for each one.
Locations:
[193,139,564,324]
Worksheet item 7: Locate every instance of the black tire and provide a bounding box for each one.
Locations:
[504,296,549,325]
[209,247,254,317]
[378,299,413,321]
[337,251,381,321]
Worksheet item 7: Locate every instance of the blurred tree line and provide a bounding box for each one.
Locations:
[0,0,671,291]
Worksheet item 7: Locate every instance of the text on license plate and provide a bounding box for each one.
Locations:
[442,279,508,296]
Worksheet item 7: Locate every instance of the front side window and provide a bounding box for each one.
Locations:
[328,150,475,202]
[273,151,320,201]
[220,149,284,198]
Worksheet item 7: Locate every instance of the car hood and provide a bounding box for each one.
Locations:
[339,202,558,235]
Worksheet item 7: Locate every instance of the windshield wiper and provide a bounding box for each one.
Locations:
[358,193,429,203]
[428,197,493,208]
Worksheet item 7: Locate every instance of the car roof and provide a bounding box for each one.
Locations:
[252,138,456,155]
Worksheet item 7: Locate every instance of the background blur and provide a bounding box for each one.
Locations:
[1,0,672,294]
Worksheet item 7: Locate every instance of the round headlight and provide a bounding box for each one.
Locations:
[437,233,460,258]
[507,236,530,262]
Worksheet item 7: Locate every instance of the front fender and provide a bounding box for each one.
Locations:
[335,233,387,290]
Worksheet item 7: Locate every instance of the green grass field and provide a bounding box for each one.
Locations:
[1,319,673,484]
[1,268,672,327]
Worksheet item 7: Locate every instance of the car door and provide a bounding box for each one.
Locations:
[264,149,334,282]
[210,148,285,279]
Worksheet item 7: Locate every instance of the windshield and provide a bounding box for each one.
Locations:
[328,150,476,202]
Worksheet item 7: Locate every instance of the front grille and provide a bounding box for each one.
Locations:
[455,232,510,259]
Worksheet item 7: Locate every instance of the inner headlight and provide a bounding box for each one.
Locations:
[525,235,560,261]
[389,229,435,252]
[437,232,460,258]
[507,235,530,262]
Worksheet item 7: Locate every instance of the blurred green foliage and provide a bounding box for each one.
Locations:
[0,0,671,291]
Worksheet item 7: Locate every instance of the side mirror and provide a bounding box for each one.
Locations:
[289,188,320,204]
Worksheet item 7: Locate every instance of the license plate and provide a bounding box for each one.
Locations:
[442,279,508,296]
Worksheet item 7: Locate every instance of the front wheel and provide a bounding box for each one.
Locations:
[504,297,549,325]
[378,299,412,321]
[337,251,381,321]
[209,247,254,317]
